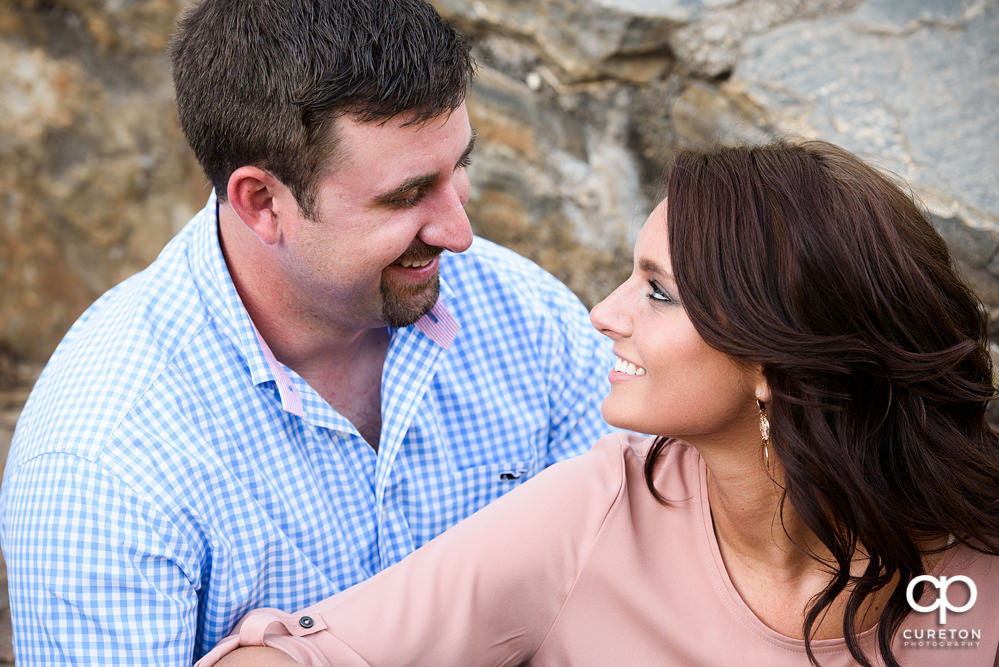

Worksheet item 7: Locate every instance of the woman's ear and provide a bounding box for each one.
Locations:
[226,166,282,246]
[753,368,771,404]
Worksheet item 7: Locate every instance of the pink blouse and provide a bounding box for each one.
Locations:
[198,433,999,666]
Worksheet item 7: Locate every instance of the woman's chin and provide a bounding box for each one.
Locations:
[601,402,646,434]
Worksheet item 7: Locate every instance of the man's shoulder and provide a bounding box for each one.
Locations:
[439,236,586,316]
[442,235,555,279]
[9,227,220,465]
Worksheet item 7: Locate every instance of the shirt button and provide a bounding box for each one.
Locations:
[299,615,314,629]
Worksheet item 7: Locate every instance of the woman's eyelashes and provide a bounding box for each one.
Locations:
[647,280,674,304]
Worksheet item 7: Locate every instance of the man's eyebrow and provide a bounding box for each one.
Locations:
[374,130,477,204]
[375,173,437,204]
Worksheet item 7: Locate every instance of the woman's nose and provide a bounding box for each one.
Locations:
[589,282,632,339]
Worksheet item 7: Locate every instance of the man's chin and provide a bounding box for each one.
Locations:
[380,276,440,328]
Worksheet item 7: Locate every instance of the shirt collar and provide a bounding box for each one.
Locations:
[191,192,462,414]
[413,296,459,349]
[189,192,275,389]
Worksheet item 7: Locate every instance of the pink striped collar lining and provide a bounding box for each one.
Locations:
[253,300,460,417]
[413,300,460,349]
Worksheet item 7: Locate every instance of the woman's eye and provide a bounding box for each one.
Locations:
[648,280,672,303]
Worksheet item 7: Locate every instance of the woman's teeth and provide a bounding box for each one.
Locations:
[614,357,646,376]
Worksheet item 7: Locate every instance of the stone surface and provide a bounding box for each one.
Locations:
[0,0,997,659]
[0,0,208,362]
[721,0,999,318]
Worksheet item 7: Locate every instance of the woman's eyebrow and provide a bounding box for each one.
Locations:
[638,257,672,280]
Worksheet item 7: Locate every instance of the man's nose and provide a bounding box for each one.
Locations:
[420,176,473,253]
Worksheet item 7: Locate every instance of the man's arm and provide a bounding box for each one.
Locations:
[1,452,200,663]
[197,433,631,666]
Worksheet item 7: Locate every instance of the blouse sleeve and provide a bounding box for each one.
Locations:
[196,433,635,666]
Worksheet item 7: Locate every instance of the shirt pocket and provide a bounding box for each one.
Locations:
[439,460,538,532]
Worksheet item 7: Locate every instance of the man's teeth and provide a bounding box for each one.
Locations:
[613,357,646,376]
[399,258,433,268]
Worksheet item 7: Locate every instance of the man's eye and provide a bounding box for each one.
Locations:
[390,190,425,208]
[456,154,473,169]
[648,280,672,303]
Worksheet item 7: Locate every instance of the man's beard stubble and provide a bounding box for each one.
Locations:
[379,239,444,328]
[379,273,440,328]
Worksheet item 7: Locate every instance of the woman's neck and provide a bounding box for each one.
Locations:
[703,449,833,585]
[705,460,875,638]
[700,443,949,640]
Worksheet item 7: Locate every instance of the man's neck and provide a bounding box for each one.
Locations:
[292,326,391,449]
[218,205,391,448]
[257,308,391,450]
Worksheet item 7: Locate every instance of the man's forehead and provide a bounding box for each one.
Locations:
[337,105,469,139]
[321,106,472,193]
[329,108,467,167]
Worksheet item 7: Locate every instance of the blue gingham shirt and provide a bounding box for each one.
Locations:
[0,194,613,664]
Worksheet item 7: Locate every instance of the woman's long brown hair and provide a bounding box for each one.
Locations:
[644,140,999,667]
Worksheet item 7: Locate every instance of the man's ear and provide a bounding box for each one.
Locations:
[226,166,282,246]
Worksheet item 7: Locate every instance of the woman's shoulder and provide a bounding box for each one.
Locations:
[587,430,655,460]
[614,435,703,499]
[577,431,687,489]
[935,541,999,595]
[569,432,703,510]
[513,433,705,528]
[532,431,652,497]
[454,431,656,538]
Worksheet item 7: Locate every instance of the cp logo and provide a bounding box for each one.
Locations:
[906,575,977,624]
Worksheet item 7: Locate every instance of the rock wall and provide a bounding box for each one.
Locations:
[447,0,999,309]
[1,0,205,373]
[1,0,997,372]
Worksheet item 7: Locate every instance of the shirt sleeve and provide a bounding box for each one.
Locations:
[196,433,632,666]
[1,452,201,664]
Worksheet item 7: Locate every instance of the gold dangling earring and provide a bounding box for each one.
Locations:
[757,399,770,468]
